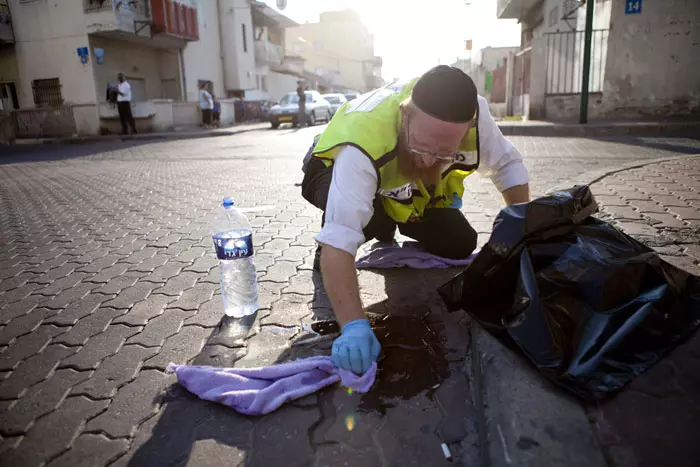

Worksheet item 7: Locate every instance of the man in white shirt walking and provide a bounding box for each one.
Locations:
[116,73,137,135]
[301,66,531,376]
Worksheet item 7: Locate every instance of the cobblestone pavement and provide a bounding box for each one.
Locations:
[0,129,699,467]
[585,156,700,467]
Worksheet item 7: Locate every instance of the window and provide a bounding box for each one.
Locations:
[242,23,247,53]
[160,79,179,100]
[256,74,261,90]
[168,1,176,33]
[178,4,186,33]
[261,75,268,92]
[31,78,63,107]
[313,41,323,51]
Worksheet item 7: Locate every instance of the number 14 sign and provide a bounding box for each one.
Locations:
[626,0,642,14]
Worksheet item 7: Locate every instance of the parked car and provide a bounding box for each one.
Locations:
[343,91,360,102]
[268,91,332,129]
[321,93,348,117]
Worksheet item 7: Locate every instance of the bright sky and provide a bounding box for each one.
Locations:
[261,0,521,81]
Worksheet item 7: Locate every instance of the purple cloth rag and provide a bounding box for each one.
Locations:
[167,356,376,416]
[355,241,477,269]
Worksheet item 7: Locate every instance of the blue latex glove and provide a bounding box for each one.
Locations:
[449,192,463,209]
[332,319,381,375]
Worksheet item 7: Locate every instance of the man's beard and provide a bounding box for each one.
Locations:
[396,138,445,187]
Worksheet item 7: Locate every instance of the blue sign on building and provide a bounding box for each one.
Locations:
[76,47,89,56]
[625,0,642,14]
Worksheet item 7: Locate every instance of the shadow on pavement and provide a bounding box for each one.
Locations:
[590,135,700,156]
[126,266,480,466]
[0,140,157,165]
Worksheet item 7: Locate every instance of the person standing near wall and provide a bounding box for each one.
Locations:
[199,83,214,128]
[117,73,137,135]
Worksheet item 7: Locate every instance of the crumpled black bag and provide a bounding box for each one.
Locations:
[439,186,700,400]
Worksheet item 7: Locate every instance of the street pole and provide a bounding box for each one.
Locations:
[580,0,595,124]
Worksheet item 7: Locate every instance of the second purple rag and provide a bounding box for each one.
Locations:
[356,241,477,269]
[168,356,376,416]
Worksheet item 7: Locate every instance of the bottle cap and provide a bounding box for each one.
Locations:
[222,197,234,207]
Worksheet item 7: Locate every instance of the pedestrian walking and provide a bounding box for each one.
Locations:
[116,73,137,135]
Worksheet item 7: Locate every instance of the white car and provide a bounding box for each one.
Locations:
[268,91,332,129]
[321,93,348,117]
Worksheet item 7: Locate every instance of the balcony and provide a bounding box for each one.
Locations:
[254,40,284,66]
[0,1,14,44]
[84,0,152,36]
[497,0,542,19]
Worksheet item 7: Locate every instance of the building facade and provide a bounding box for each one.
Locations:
[498,0,700,120]
[285,10,383,93]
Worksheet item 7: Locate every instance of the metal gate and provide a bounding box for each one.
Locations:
[545,29,609,95]
[12,106,77,138]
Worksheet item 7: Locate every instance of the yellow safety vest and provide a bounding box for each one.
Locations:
[311,79,480,223]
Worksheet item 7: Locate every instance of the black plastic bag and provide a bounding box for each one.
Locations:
[439,186,700,400]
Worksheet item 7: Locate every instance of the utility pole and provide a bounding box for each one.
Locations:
[579,0,595,124]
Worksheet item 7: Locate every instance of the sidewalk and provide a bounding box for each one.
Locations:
[497,119,700,137]
[477,154,700,467]
[10,122,270,145]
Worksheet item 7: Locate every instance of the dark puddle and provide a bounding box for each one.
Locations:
[358,313,450,415]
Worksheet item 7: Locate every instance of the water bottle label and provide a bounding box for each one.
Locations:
[212,231,254,259]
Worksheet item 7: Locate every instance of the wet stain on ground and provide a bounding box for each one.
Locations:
[358,312,450,415]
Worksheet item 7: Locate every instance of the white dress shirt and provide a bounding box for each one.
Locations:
[117,81,132,102]
[315,95,530,256]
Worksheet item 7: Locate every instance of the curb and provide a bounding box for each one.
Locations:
[497,121,700,138]
[468,154,700,467]
[9,125,267,146]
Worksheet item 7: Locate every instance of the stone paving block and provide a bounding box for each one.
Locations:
[183,297,224,328]
[53,307,126,346]
[612,221,659,237]
[102,282,159,310]
[258,281,285,310]
[0,325,65,372]
[0,396,109,467]
[644,212,688,228]
[264,294,312,328]
[126,308,194,347]
[71,345,160,400]
[112,294,177,326]
[92,272,142,295]
[152,271,200,296]
[182,255,217,274]
[280,245,310,262]
[654,194,690,207]
[75,254,121,274]
[0,344,76,400]
[143,325,211,371]
[667,206,700,220]
[0,283,47,305]
[283,270,316,295]
[126,253,170,273]
[198,266,221,284]
[246,406,318,466]
[166,282,217,311]
[659,255,700,275]
[259,261,298,283]
[235,331,290,368]
[171,246,207,264]
[44,294,108,327]
[0,434,22,455]
[85,369,174,439]
[0,271,41,294]
[83,263,131,284]
[603,205,645,220]
[140,261,185,284]
[0,368,88,436]
[259,238,291,256]
[46,433,129,467]
[627,200,667,213]
[60,325,141,371]
[162,239,197,257]
[0,294,46,326]
[42,283,101,310]
[0,308,53,345]
[33,272,91,297]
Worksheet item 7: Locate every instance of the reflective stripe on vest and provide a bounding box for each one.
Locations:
[311,80,480,223]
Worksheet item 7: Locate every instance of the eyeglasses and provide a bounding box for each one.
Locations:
[403,117,457,163]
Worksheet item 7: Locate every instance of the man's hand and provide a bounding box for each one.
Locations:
[502,184,530,205]
[332,319,381,375]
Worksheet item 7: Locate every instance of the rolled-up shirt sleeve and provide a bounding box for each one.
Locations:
[314,146,378,256]
[476,96,530,192]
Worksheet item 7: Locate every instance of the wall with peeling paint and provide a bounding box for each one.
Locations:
[601,0,700,119]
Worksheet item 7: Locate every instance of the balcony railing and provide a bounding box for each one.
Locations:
[254,40,284,66]
[84,0,150,18]
[0,3,14,44]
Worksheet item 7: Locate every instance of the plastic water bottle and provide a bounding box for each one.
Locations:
[211,197,259,317]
